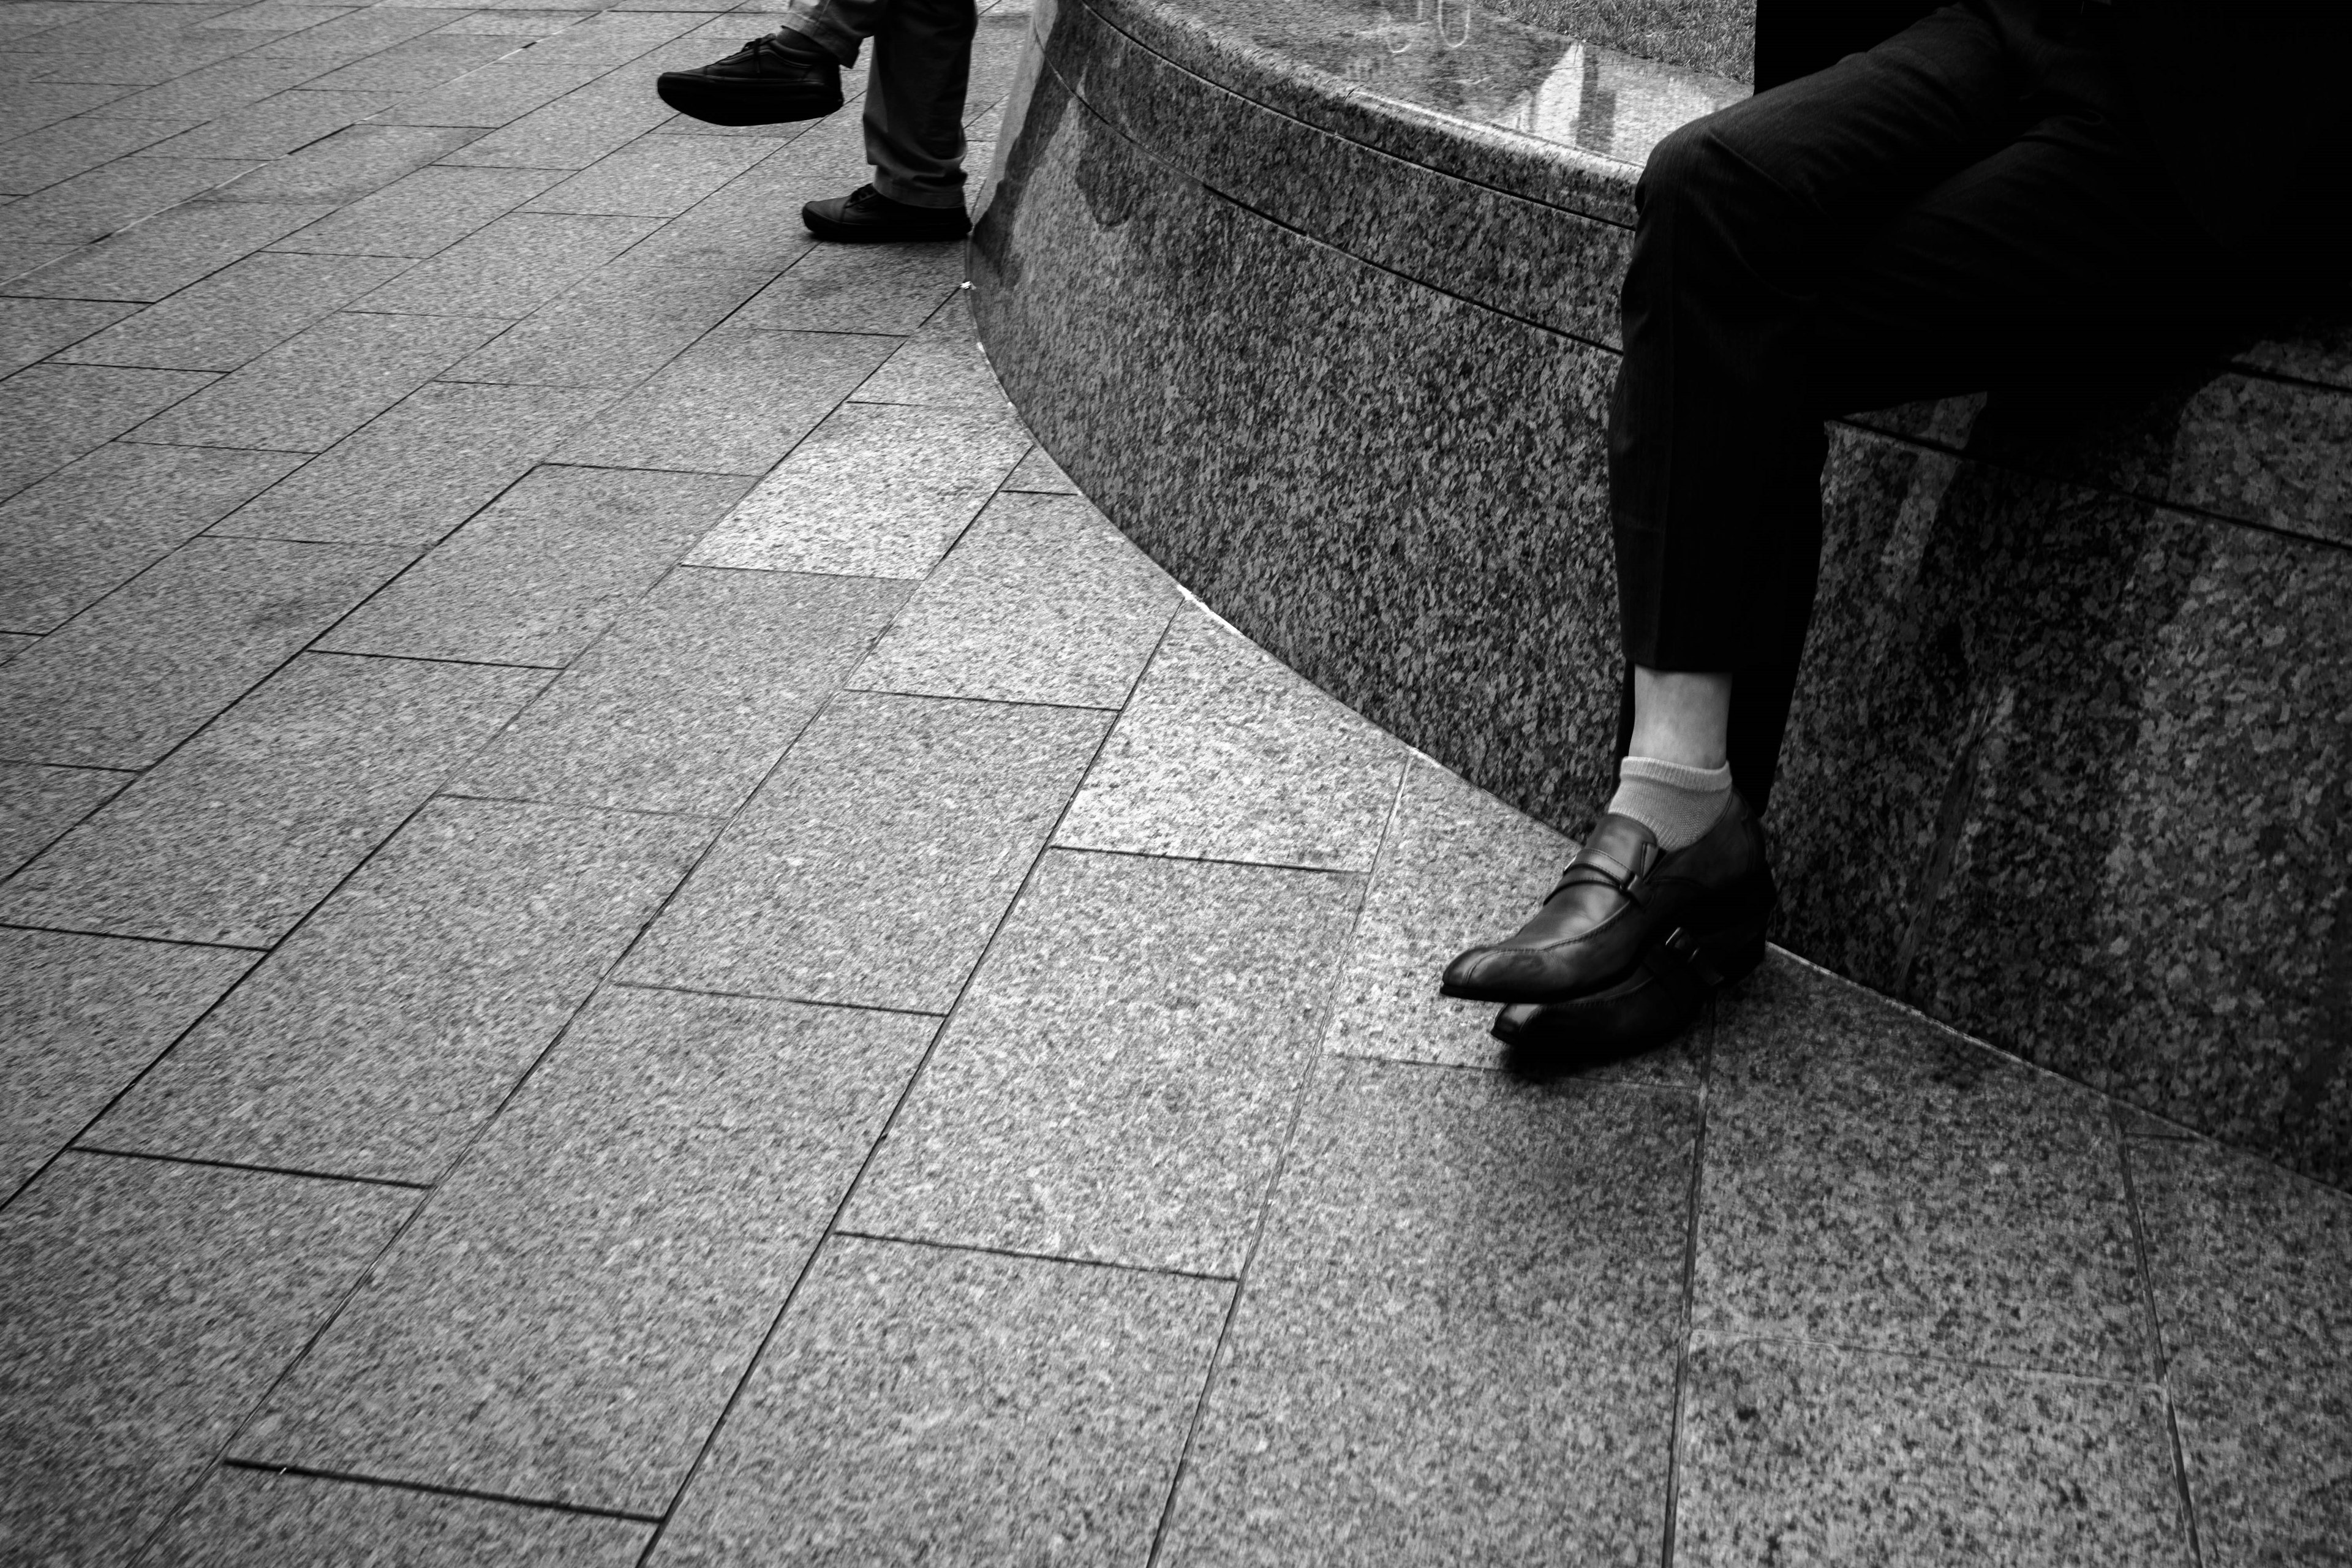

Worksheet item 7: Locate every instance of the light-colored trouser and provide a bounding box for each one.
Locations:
[775,0,978,208]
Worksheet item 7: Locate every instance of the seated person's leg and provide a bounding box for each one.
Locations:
[1449,2,2241,1057]
[654,0,875,126]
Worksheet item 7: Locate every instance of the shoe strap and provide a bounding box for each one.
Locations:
[1548,837,1656,902]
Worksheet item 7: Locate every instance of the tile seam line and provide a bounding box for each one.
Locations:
[0,916,267,951]
[1657,1014,1710,1568]
[1684,1326,2172,1389]
[1768,943,2352,1205]
[608,976,947,1020]
[214,1457,665,1525]
[1140,763,1395,1566]
[61,1143,432,1191]
[1325,1040,1701,1095]
[827,1227,1240,1286]
[624,616,1148,1565]
[127,780,749,1559]
[2113,1129,2210,1567]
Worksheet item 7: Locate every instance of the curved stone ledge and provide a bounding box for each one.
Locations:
[968,0,2352,1185]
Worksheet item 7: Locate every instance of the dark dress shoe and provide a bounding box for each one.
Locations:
[1488,922,1754,1077]
[802,184,971,243]
[1439,793,1774,1005]
[655,35,843,127]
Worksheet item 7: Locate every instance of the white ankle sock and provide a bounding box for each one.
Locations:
[1608,755,1732,851]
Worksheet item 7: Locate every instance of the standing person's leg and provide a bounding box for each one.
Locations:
[862,0,978,211]
[802,0,978,239]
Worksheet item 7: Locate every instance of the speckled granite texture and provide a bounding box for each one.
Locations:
[969,0,2352,1184]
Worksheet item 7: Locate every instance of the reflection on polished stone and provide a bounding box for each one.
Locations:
[1172,0,1747,165]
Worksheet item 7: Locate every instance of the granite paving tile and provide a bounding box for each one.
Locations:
[520,132,769,216]
[659,1236,1227,1566]
[1158,1058,1695,1566]
[0,113,198,194]
[1322,755,1679,1078]
[0,536,408,767]
[238,987,934,1513]
[1054,608,1406,873]
[290,31,516,92]
[1696,953,2151,1376]
[0,761,127,876]
[246,2,469,55]
[206,122,484,204]
[0,361,213,498]
[0,152,263,247]
[2132,1137,2352,1568]
[0,631,36,663]
[0,927,251,1201]
[850,292,1006,409]
[367,58,603,127]
[318,464,751,665]
[79,54,332,119]
[429,9,593,32]
[88,796,710,1182]
[0,224,82,285]
[456,566,905,815]
[618,147,827,272]
[268,163,561,257]
[0,1153,412,1565]
[0,78,134,138]
[0,442,301,628]
[0,652,547,945]
[58,249,410,370]
[624,690,1104,1009]
[553,324,893,474]
[434,66,674,169]
[127,309,501,450]
[148,1469,654,1566]
[737,238,967,334]
[17,42,257,87]
[841,848,1360,1274]
[142,88,396,159]
[1672,1336,2188,1567]
[509,7,706,62]
[4,195,330,300]
[192,4,356,34]
[0,293,135,373]
[850,491,1179,707]
[352,210,662,317]
[443,261,769,388]
[1003,440,1076,492]
[686,401,1029,576]
[211,380,617,543]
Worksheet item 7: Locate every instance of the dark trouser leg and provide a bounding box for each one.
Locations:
[1608,1,2247,811]
[864,0,977,208]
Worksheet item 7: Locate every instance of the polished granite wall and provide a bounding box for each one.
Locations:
[968,0,2352,1185]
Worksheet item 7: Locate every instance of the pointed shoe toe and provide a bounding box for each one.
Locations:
[1438,794,1773,1006]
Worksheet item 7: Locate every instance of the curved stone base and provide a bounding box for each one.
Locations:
[970,0,2352,1185]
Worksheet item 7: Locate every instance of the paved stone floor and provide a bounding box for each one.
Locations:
[2,1,2349,1562]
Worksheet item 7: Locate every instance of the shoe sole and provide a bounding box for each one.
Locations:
[654,74,842,127]
[1488,916,1771,1069]
[801,207,970,244]
[1439,867,1775,1005]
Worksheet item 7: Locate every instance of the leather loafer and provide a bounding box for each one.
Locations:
[1488,922,1754,1077]
[656,35,843,127]
[802,184,971,243]
[1439,793,1774,1005]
